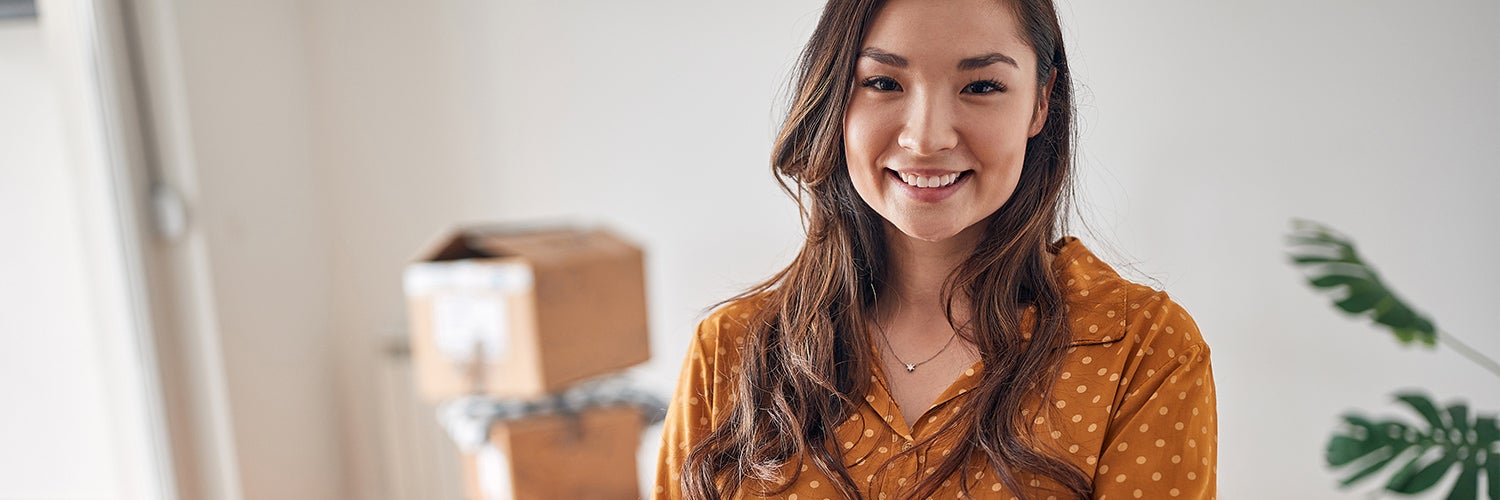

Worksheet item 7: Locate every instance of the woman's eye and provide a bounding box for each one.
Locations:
[963,79,1007,94]
[860,76,902,92]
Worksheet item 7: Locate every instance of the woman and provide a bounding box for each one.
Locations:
[654,0,1217,498]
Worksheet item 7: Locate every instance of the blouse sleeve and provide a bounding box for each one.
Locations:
[651,317,722,499]
[1092,296,1218,500]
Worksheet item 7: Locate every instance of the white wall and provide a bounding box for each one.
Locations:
[0,18,118,499]
[92,0,1498,498]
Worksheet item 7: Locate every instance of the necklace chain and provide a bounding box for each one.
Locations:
[871,291,960,373]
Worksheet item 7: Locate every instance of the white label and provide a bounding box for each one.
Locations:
[403,261,534,296]
[432,293,508,363]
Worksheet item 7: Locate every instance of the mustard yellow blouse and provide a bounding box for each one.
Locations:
[653,236,1218,499]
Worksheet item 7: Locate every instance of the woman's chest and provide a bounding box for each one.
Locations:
[876,345,982,426]
[730,344,1135,499]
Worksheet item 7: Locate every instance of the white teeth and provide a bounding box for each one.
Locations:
[897,171,962,188]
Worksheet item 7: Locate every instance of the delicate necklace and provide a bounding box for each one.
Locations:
[871,291,960,373]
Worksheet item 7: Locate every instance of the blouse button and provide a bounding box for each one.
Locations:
[901,440,914,451]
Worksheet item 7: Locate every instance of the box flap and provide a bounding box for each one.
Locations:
[470,227,639,268]
[410,223,493,263]
[413,221,622,263]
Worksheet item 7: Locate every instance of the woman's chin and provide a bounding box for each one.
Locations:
[890,220,964,243]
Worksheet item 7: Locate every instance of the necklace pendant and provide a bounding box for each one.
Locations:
[904,364,916,372]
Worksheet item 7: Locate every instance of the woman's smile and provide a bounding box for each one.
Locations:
[885,168,973,203]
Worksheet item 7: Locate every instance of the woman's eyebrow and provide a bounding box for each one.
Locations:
[957,52,1018,70]
[859,47,1019,70]
[859,47,910,68]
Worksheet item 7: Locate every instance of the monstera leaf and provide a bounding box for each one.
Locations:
[1286,219,1437,346]
[1327,392,1500,499]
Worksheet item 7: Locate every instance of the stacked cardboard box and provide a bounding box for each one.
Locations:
[404,223,652,499]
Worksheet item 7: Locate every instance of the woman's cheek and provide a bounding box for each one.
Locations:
[845,102,900,157]
[843,107,883,171]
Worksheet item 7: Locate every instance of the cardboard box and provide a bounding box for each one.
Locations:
[461,406,644,500]
[404,224,650,400]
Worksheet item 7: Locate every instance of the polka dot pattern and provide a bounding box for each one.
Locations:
[653,236,1218,499]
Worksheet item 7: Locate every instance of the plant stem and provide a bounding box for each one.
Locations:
[1437,330,1500,380]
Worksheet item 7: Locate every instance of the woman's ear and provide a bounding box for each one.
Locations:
[1028,68,1058,138]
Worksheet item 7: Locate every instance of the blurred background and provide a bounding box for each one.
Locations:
[3,0,1496,498]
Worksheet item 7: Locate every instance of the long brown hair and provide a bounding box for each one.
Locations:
[682,0,1089,498]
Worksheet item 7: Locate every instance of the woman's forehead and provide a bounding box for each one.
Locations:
[862,0,1031,68]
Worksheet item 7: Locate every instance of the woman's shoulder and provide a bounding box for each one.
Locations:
[1053,237,1210,357]
[690,291,776,361]
[1114,288,1211,362]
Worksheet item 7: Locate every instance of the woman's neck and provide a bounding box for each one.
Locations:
[878,221,985,325]
[877,222,1056,327]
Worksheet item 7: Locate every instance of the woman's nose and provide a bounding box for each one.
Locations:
[896,92,959,156]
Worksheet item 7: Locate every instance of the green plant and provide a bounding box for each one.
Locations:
[1327,392,1499,498]
[1287,218,1500,499]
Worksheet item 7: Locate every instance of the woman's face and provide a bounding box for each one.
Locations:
[844,0,1053,243]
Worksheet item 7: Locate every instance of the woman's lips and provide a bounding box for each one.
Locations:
[886,168,971,203]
